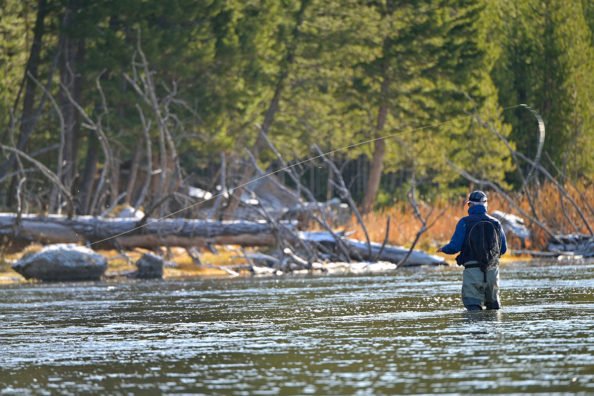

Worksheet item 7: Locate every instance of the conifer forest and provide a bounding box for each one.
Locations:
[0,0,592,221]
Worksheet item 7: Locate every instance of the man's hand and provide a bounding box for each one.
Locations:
[437,247,443,253]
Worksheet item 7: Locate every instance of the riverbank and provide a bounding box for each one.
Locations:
[0,246,252,285]
[2,182,591,285]
[0,243,541,286]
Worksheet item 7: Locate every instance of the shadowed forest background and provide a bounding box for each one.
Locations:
[0,0,593,251]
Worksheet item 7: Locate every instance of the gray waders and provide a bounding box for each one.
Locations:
[461,263,500,311]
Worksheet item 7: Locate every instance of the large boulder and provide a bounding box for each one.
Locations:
[12,244,107,282]
[133,253,164,279]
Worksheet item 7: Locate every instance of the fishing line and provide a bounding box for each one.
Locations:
[89,104,525,247]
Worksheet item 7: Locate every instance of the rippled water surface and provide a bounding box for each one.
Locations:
[1,262,593,394]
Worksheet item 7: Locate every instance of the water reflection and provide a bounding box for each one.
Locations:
[0,263,593,394]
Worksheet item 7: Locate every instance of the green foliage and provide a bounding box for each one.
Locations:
[492,0,594,180]
[0,0,31,132]
[0,0,592,211]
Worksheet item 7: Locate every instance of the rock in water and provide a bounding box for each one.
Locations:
[134,253,164,279]
[12,244,107,282]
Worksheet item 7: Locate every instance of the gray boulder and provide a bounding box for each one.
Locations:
[12,244,107,282]
[134,253,164,279]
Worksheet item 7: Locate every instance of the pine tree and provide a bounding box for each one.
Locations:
[0,0,32,135]
[493,0,594,179]
[347,0,504,209]
[439,0,514,193]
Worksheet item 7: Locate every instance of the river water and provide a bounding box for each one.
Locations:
[0,261,593,394]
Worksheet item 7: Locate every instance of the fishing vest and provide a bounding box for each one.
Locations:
[455,215,502,268]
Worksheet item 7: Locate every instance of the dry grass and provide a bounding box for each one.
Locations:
[348,182,594,252]
[99,246,251,278]
[162,247,249,278]
[0,245,252,284]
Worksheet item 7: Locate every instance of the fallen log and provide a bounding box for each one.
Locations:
[547,234,594,256]
[299,231,446,267]
[0,213,278,249]
[0,214,446,267]
[508,249,561,258]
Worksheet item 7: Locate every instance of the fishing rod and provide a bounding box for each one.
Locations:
[90,104,530,247]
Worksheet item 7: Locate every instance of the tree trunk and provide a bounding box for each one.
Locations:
[299,232,445,266]
[222,75,285,218]
[125,145,142,205]
[223,0,310,219]
[0,214,445,267]
[56,11,85,212]
[361,76,389,214]
[0,0,48,196]
[78,130,99,214]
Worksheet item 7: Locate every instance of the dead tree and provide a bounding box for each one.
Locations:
[223,0,310,219]
[124,37,185,217]
[257,132,354,262]
[1,145,74,217]
[472,109,592,238]
[395,175,444,266]
[314,144,373,258]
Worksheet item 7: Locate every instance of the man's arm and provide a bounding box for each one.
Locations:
[439,220,466,254]
[499,225,507,255]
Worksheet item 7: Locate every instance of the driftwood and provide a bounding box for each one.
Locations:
[299,232,445,267]
[0,213,278,249]
[508,249,563,258]
[547,234,594,257]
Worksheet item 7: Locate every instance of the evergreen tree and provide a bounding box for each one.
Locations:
[440,0,514,193]
[493,0,594,180]
[342,0,507,209]
[0,0,32,135]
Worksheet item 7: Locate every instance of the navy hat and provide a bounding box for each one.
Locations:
[467,190,488,204]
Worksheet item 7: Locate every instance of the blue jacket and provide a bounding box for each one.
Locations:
[441,205,507,261]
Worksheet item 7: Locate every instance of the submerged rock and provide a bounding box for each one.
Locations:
[12,244,107,282]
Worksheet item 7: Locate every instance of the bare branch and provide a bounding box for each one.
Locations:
[1,145,73,215]
[134,104,153,209]
[313,144,373,258]
[374,216,391,261]
[244,150,320,263]
[258,132,353,261]
[395,177,435,267]
[447,159,561,241]
[476,114,592,236]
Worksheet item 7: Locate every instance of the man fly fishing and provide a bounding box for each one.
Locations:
[438,190,507,311]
